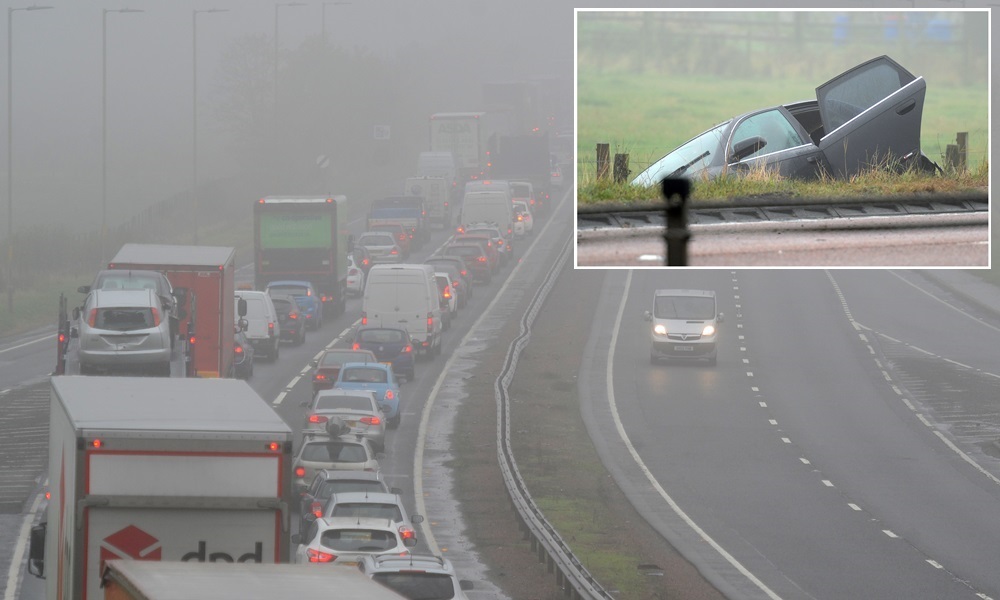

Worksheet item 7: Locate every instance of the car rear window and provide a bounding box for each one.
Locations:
[271,298,294,312]
[301,442,368,463]
[320,481,387,498]
[359,233,394,246]
[358,329,405,344]
[444,246,481,258]
[95,308,155,331]
[372,573,456,598]
[341,368,388,383]
[97,276,161,292]
[320,528,396,552]
[320,351,374,367]
[315,395,374,411]
[330,503,402,522]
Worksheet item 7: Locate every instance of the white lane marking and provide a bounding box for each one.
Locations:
[610,271,783,600]
[932,430,1000,486]
[848,503,862,511]
[0,333,55,355]
[927,560,943,569]
[822,480,834,487]
[4,486,46,600]
[769,420,778,426]
[272,320,359,406]
[781,437,791,444]
[799,458,811,465]
[759,402,767,408]
[273,391,288,406]
[889,271,1000,334]
[883,530,898,538]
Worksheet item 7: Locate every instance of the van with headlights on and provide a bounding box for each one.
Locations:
[644,289,723,365]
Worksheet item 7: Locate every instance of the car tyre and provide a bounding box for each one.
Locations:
[271,340,280,362]
[389,415,400,429]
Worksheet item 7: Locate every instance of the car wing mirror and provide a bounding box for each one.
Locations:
[410,514,424,524]
[389,487,403,495]
[718,312,725,323]
[643,310,652,322]
[238,318,249,332]
[237,298,248,318]
[77,285,90,294]
[730,136,767,163]
[290,533,301,545]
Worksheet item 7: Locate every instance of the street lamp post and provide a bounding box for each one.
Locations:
[192,8,228,246]
[273,2,306,184]
[6,5,52,313]
[101,7,142,266]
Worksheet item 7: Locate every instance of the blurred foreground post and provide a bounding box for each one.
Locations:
[661,177,691,267]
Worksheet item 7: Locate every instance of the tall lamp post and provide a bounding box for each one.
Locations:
[192,8,228,246]
[273,2,306,183]
[6,5,52,313]
[101,7,143,265]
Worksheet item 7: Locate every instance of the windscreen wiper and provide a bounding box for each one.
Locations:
[667,150,710,179]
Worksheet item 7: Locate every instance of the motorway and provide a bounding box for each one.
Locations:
[579,268,1000,599]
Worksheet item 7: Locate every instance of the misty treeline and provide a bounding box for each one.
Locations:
[2,33,442,293]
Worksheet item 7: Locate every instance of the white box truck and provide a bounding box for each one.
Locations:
[28,376,294,600]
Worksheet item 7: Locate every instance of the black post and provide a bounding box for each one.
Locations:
[661,177,691,266]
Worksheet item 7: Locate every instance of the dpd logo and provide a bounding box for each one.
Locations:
[99,525,162,573]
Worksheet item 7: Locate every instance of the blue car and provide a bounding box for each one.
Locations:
[334,362,402,429]
[265,280,323,331]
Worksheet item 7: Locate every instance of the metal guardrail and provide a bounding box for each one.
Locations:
[577,194,989,231]
[493,237,616,600]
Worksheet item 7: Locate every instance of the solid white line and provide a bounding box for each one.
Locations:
[848,503,862,511]
[607,270,783,600]
[4,488,45,600]
[932,431,1000,486]
[822,480,834,487]
[889,271,1000,334]
[883,529,898,538]
[0,333,54,355]
[927,560,943,569]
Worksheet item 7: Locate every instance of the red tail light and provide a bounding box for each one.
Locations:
[88,309,98,327]
[288,311,299,320]
[310,501,323,518]
[308,414,328,424]
[189,335,196,345]
[313,373,327,382]
[398,526,415,541]
[321,295,330,302]
[442,288,451,299]
[58,332,67,344]
[361,312,367,326]
[391,249,399,255]
[352,342,360,350]
[268,322,275,336]
[361,415,381,426]
[150,307,161,327]
[427,315,433,328]
[307,548,336,563]
[385,390,395,400]
[477,256,487,263]
[294,466,306,478]
[403,344,412,353]
[460,269,468,277]
[517,214,523,222]
[234,345,244,355]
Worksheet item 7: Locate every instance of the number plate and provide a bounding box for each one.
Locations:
[673,345,694,352]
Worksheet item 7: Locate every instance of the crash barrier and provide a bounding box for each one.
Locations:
[493,237,617,600]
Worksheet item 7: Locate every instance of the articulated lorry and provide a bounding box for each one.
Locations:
[108,244,236,378]
[254,196,350,316]
[28,376,294,600]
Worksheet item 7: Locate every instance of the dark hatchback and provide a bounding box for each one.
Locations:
[269,294,306,345]
[633,55,937,185]
[352,326,416,383]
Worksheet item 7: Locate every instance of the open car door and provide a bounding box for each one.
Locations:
[817,55,926,178]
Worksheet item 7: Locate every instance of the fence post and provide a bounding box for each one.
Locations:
[596,143,610,180]
[957,131,968,172]
[613,153,630,183]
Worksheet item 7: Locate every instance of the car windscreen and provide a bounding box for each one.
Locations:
[315,395,374,411]
[358,329,405,344]
[330,503,402,522]
[95,308,155,331]
[96,275,162,293]
[320,528,397,552]
[372,573,456,599]
[632,121,730,185]
[301,442,368,463]
[340,368,388,384]
[654,296,716,320]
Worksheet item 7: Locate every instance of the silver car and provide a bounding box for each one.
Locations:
[304,389,386,452]
[76,289,173,376]
[356,231,403,264]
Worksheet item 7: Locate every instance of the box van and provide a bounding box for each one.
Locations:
[234,290,281,361]
[643,289,723,366]
[362,264,442,358]
[459,191,515,241]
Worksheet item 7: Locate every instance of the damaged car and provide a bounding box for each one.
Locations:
[632,55,938,185]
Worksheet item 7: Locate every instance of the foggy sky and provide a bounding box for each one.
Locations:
[0,0,994,235]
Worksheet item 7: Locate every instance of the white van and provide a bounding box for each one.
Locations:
[643,289,723,366]
[234,290,281,361]
[362,264,442,358]
[459,191,515,241]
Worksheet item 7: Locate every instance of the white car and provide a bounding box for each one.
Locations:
[346,254,365,296]
[320,491,424,534]
[295,516,416,565]
[359,554,472,600]
[513,200,534,235]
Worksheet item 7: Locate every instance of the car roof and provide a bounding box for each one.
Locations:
[317,469,385,482]
[314,388,378,399]
[340,361,391,371]
[92,288,157,307]
[653,289,716,298]
[319,516,396,530]
[329,491,400,504]
[364,554,454,574]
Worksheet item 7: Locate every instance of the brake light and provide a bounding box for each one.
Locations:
[517,214,523,222]
[427,314,433,328]
[361,313,367,325]
[477,256,487,263]
[460,269,467,277]
[398,526,415,541]
[308,414,328,424]
[150,307,161,327]
[352,342,360,350]
[361,415,381,426]
[188,335,196,345]
[403,344,412,353]
[442,288,451,299]
[321,295,330,302]
[306,289,312,296]
[391,249,399,255]
[385,389,395,400]
[306,548,336,563]
[295,466,305,478]
[311,501,323,518]
[314,373,327,382]
[234,345,244,355]
[88,309,97,327]
[268,322,275,336]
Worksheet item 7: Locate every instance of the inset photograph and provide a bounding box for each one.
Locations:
[576,9,989,267]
